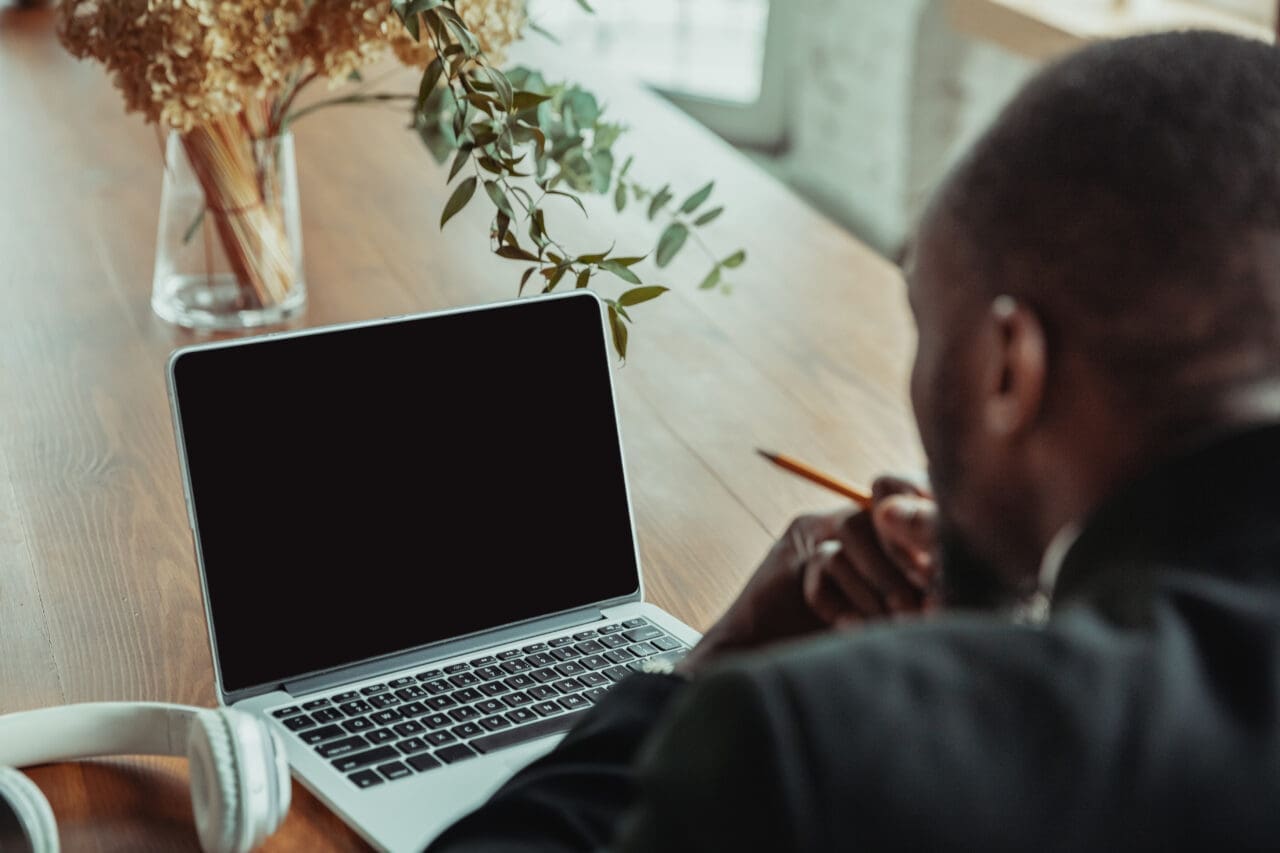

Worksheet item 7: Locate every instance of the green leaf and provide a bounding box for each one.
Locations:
[440,176,477,228]
[619,155,634,178]
[481,66,514,111]
[655,223,689,268]
[601,259,642,284]
[547,189,588,217]
[614,182,627,212]
[447,145,472,181]
[495,210,511,244]
[404,10,420,39]
[496,244,539,261]
[512,91,552,112]
[576,246,613,264]
[519,266,536,294]
[679,181,714,214]
[607,306,629,360]
[575,268,591,289]
[610,255,645,267]
[648,184,672,221]
[618,285,669,307]
[699,265,722,290]
[575,0,595,11]
[182,208,206,245]
[721,249,747,268]
[542,265,569,292]
[483,180,515,218]
[395,0,445,18]
[693,205,724,227]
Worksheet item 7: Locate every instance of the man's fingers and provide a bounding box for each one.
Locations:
[835,512,921,610]
[873,494,939,587]
[871,473,932,502]
[804,543,885,622]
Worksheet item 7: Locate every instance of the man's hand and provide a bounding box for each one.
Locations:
[678,475,938,676]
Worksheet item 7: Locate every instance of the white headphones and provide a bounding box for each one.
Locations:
[0,703,291,853]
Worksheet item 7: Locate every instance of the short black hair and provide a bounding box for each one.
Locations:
[935,31,1280,407]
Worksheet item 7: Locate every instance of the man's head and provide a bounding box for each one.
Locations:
[907,31,1280,606]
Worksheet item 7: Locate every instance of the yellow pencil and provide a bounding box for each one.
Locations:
[756,449,874,509]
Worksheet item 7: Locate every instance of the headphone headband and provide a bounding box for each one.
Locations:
[0,702,198,767]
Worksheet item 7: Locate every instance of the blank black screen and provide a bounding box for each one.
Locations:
[172,294,640,694]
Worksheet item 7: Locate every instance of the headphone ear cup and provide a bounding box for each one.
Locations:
[187,707,289,853]
[0,767,59,853]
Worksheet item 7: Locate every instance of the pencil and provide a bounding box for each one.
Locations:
[756,449,874,509]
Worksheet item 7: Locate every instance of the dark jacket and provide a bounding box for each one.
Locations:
[430,424,1280,851]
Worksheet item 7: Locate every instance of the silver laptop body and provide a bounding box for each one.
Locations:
[167,291,700,851]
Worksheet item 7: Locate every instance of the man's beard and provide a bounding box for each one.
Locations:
[936,517,1026,611]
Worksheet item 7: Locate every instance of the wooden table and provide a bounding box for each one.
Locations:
[947,0,1273,59]
[0,6,920,850]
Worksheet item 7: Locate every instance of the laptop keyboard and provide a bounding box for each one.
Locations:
[268,617,687,789]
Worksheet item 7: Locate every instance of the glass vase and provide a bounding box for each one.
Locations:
[152,128,306,330]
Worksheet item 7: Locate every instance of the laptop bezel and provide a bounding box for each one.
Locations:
[166,290,646,706]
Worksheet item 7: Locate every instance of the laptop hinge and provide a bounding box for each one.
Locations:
[281,605,607,698]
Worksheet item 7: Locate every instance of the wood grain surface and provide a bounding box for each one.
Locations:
[0,5,921,850]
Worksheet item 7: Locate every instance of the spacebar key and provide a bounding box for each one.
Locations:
[471,710,588,754]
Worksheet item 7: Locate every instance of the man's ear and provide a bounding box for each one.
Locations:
[981,295,1047,437]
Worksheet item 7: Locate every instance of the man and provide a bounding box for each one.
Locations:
[431,31,1280,850]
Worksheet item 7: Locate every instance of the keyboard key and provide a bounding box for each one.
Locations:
[422,713,452,730]
[548,636,574,647]
[452,687,482,703]
[349,769,383,789]
[574,640,604,655]
[554,662,586,677]
[343,717,374,733]
[629,642,659,657]
[451,722,483,739]
[444,663,470,675]
[582,687,609,703]
[471,710,587,754]
[425,695,457,711]
[332,691,359,703]
[389,676,417,688]
[500,659,531,674]
[366,728,397,745]
[531,668,559,684]
[435,744,477,764]
[653,636,683,651]
[332,745,398,773]
[370,710,401,726]
[393,720,425,737]
[503,674,534,689]
[622,617,647,628]
[360,683,389,696]
[505,707,537,725]
[301,724,345,745]
[399,701,428,716]
[581,655,610,670]
[395,685,426,700]
[497,649,522,660]
[449,673,479,688]
[317,735,369,758]
[532,701,562,717]
[598,624,623,635]
[550,647,580,662]
[552,678,584,694]
[479,681,510,697]
[528,685,556,700]
[475,666,504,681]
[579,672,608,688]
[272,706,301,719]
[603,666,631,682]
[521,642,548,654]
[339,700,372,716]
[604,649,635,664]
[472,699,503,715]
[479,714,511,731]
[282,715,314,732]
[397,737,430,754]
[559,694,590,711]
[408,753,442,772]
[415,669,442,681]
[623,626,663,643]
[425,730,457,747]
[525,653,555,668]
[423,679,452,695]
[449,706,480,722]
[573,630,598,640]
[501,691,532,707]
[368,694,400,709]
[599,634,629,649]
[302,698,331,710]
[378,761,413,781]
[469,656,496,667]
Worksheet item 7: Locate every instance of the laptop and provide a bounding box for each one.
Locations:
[167,290,700,851]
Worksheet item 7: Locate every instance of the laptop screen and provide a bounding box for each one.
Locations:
[171,293,641,695]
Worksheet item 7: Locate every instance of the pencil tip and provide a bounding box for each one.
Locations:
[755,448,776,461]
